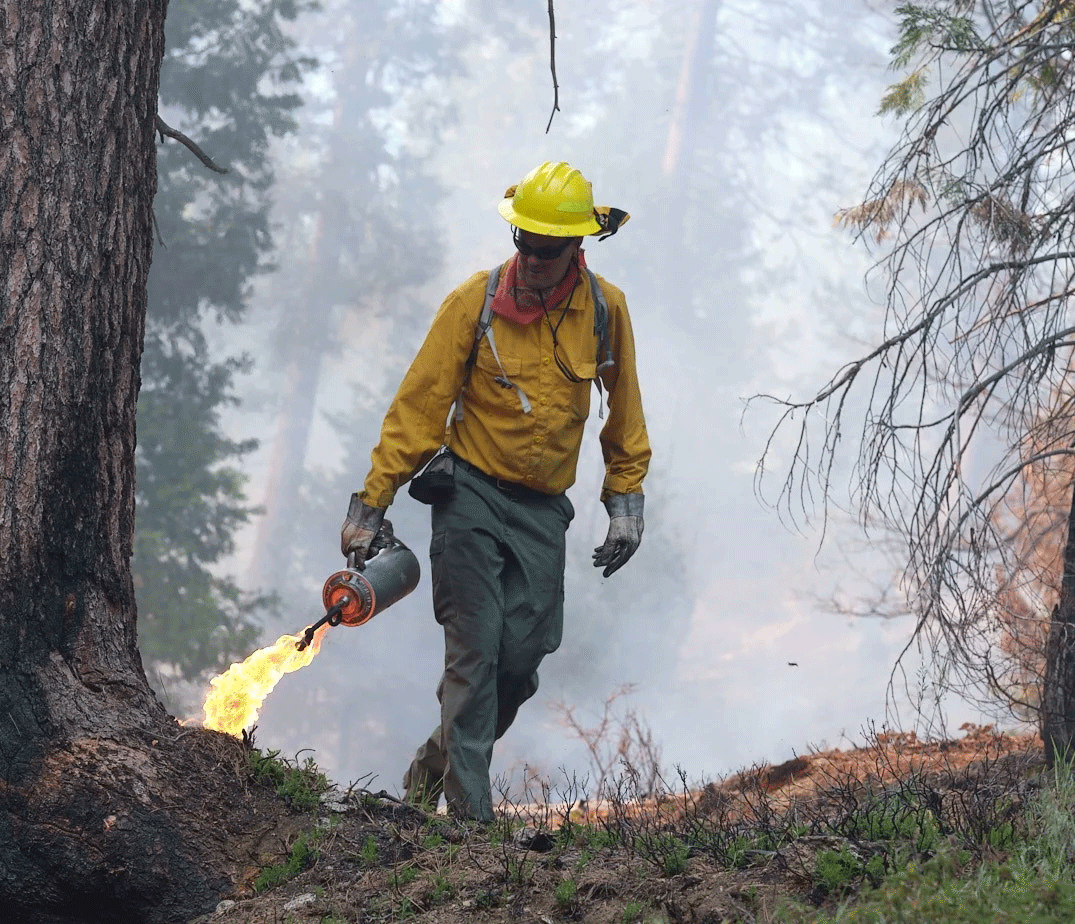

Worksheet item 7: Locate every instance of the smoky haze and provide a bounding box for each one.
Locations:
[157,0,1005,797]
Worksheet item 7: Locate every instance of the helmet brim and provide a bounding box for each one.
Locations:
[497,197,603,237]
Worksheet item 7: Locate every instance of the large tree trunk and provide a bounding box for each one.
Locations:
[0,4,265,920]
[1042,473,1075,766]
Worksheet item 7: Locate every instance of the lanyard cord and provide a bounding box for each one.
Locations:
[538,280,585,383]
[540,283,573,336]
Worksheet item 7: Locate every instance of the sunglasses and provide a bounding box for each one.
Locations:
[513,228,575,260]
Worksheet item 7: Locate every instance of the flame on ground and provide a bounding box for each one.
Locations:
[202,626,328,737]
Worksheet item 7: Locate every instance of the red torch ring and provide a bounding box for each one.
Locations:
[321,568,376,628]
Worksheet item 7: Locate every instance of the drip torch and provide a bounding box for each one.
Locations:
[297,520,421,651]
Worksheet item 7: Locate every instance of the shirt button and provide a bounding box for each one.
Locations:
[540,396,548,405]
[543,357,551,365]
[525,474,533,481]
[534,436,543,444]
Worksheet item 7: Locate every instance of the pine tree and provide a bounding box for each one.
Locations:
[0,4,261,915]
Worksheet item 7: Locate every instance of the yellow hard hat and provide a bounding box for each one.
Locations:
[498,162,603,237]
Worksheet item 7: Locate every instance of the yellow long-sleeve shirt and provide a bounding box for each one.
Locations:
[360,263,650,508]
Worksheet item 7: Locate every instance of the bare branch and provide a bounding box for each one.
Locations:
[545,1,560,133]
[753,0,1075,720]
[155,114,228,174]
[551,684,662,800]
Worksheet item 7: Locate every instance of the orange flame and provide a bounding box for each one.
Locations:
[202,626,328,737]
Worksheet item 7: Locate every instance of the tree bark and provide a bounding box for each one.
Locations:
[1042,472,1075,766]
[0,4,264,920]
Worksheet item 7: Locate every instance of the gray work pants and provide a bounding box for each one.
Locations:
[403,461,573,821]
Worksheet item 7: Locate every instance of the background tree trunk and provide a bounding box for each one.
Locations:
[0,4,264,920]
[1042,473,1075,766]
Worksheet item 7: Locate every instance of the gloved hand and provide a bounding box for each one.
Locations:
[340,494,387,569]
[592,493,644,578]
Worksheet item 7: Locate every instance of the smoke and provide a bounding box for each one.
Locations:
[196,0,1006,795]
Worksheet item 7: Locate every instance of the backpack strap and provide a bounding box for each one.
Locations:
[585,267,615,419]
[453,264,502,422]
[585,267,614,374]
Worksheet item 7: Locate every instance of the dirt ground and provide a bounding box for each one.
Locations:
[183,724,1045,924]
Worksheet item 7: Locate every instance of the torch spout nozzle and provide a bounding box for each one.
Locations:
[295,597,349,651]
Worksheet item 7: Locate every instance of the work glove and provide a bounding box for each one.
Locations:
[592,493,644,578]
[340,495,387,569]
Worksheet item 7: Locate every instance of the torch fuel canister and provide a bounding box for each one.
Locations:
[297,522,421,650]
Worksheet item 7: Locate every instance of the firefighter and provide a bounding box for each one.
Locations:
[341,161,651,822]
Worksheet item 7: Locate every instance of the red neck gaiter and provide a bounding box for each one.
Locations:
[489,250,587,324]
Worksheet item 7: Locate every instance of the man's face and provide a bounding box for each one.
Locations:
[514,228,581,291]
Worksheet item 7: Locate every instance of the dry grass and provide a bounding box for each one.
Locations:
[189,725,1045,924]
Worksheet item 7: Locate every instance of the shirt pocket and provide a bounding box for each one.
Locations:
[564,370,595,421]
[470,341,523,411]
[556,330,597,384]
[573,360,596,382]
[474,340,521,378]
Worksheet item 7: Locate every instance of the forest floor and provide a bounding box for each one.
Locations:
[185,723,1045,924]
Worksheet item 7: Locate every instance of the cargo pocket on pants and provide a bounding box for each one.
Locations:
[430,529,452,625]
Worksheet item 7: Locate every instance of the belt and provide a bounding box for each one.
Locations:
[450,453,551,501]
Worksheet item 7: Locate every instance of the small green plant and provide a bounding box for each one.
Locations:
[429,873,456,904]
[663,844,690,876]
[863,851,887,884]
[719,831,772,868]
[555,877,580,911]
[782,841,1075,923]
[622,900,644,922]
[392,864,419,888]
[845,798,940,855]
[485,817,515,846]
[638,832,690,877]
[253,833,317,892]
[504,855,532,885]
[358,834,379,867]
[474,887,501,910]
[814,846,863,896]
[248,748,330,812]
[565,823,619,851]
[422,830,445,850]
[574,846,596,873]
[984,819,1017,851]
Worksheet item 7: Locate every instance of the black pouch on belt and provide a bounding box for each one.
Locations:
[408,449,456,505]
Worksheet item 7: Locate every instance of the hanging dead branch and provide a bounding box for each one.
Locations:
[545,1,560,133]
